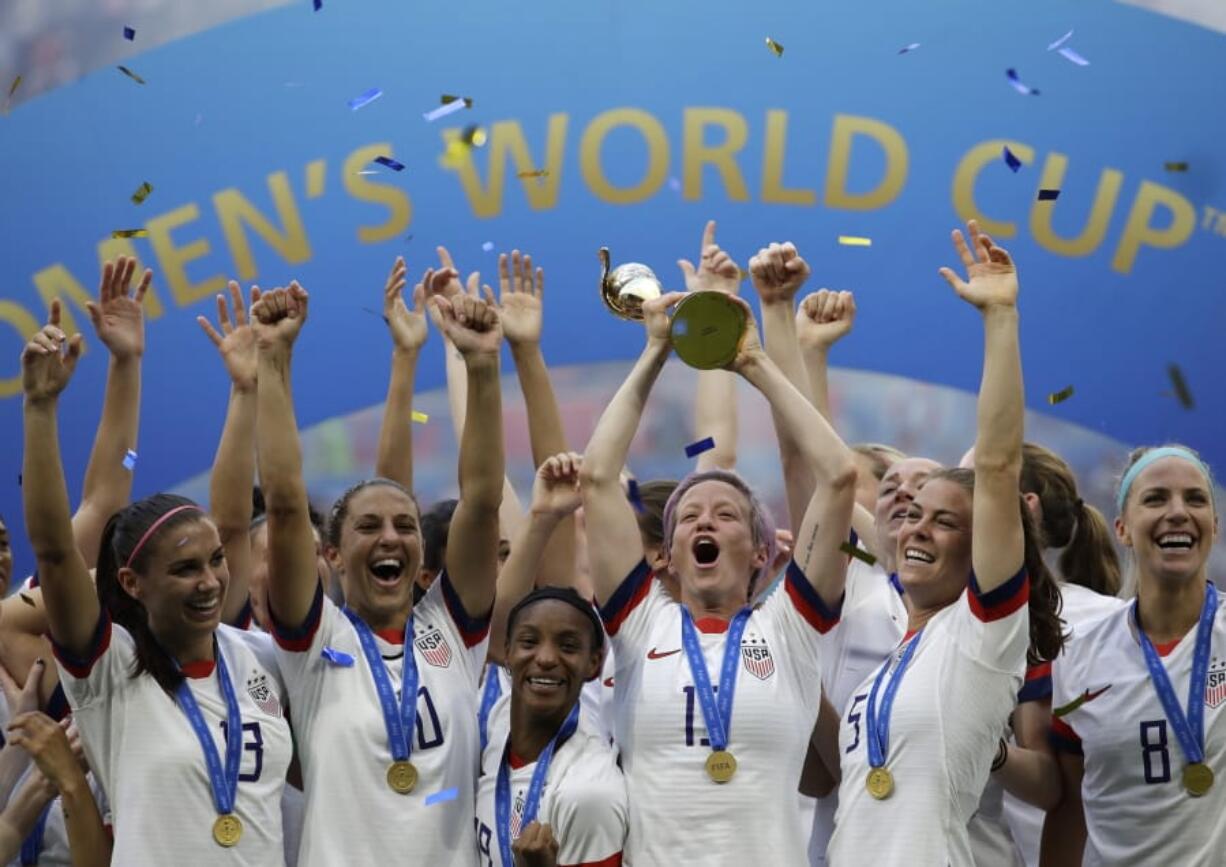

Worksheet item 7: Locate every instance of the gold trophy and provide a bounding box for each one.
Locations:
[599,247,746,371]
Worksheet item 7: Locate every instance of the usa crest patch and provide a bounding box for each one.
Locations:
[415,628,453,668]
[246,672,282,717]
[1207,659,1226,709]
[741,637,775,681]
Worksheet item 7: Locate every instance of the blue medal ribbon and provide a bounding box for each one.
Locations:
[173,642,242,822]
[343,609,419,764]
[1133,582,1217,769]
[495,702,581,867]
[865,628,924,770]
[19,802,51,865]
[680,606,752,754]
[479,664,504,753]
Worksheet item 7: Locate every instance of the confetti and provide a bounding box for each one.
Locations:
[1002,146,1023,173]
[374,156,405,172]
[19,593,35,607]
[122,449,138,470]
[423,100,467,122]
[1167,364,1194,409]
[765,37,784,58]
[321,647,355,666]
[361,306,390,325]
[123,26,136,40]
[425,787,459,807]
[411,410,429,424]
[460,124,487,147]
[1047,385,1074,404]
[1037,189,1060,201]
[898,43,921,54]
[313,0,322,9]
[668,177,682,192]
[1047,30,1074,51]
[1057,47,1090,66]
[839,541,878,566]
[7,75,21,99]
[517,170,549,178]
[347,87,383,111]
[1005,68,1039,96]
[441,94,473,108]
[111,229,147,239]
[1164,162,1189,172]
[837,236,872,247]
[131,181,153,204]
[482,241,495,252]
[685,437,715,459]
[356,170,378,176]
[117,65,146,85]
[627,479,645,513]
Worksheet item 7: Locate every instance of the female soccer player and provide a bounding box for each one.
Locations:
[22,310,292,862]
[475,583,627,867]
[825,221,1063,866]
[1043,445,1223,866]
[581,282,859,863]
[255,277,504,865]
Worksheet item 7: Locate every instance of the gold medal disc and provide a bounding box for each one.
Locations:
[1183,762,1215,797]
[387,760,418,794]
[705,750,737,783]
[212,814,243,847]
[866,767,894,800]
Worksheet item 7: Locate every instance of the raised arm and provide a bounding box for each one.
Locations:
[730,298,858,610]
[21,304,97,654]
[938,220,1024,592]
[429,292,505,618]
[198,281,261,626]
[579,293,686,605]
[680,221,741,472]
[496,250,576,589]
[71,258,149,568]
[374,257,429,489]
[488,453,584,662]
[252,283,318,629]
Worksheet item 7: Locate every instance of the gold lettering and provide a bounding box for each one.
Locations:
[579,108,669,204]
[214,171,312,281]
[951,140,1035,237]
[1029,154,1124,257]
[146,204,227,307]
[682,108,750,201]
[761,110,816,206]
[824,115,908,211]
[343,144,413,244]
[445,116,568,218]
[1111,182,1197,274]
[0,300,41,398]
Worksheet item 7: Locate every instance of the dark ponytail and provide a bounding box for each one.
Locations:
[95,493,209,695]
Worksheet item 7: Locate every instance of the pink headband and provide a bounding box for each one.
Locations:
[124,505,205,569]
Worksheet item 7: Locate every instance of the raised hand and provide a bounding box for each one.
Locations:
[724,295,766,373]
[678,220,742,295]
[197,281,261,390]
[0,657,44,720]
[383,257,428,352]
[21,302,84,403]
[428,293,502,357]
[434,246,473,300]
[512,821,560,867]
[87,256,151,360]
[938,219,1018,310]
[796,289,856,352]
[749,241,811,306]
[641,291,688,343]
[6,712,84,794]
[496,250,544,346]
[530,452,584,518]
[251,282,309,351]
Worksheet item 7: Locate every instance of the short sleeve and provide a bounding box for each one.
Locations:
[51,613,128,709]
[951,567,1030,675]
[552,751,628,867]
[755,561,841,687]
[598,561,668,649]
[418,574,489,688]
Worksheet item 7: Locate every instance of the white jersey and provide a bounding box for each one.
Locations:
[475,718,627,866]
[828,568,1030,867]
[52,619,292,866]
[1049,590,1226,866]
[600,561,837,865]
[808,559,906,865]
[480,651,616,750]
[1002,582,1126,867]
[272,575,488,867]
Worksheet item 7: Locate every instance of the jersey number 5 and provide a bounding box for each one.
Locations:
[1139,720,1171,784]
[845,694,867,754]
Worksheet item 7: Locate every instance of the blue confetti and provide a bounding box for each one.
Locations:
[1005,68,1040,96]
[1037,189,1060,201]
[347,88,383,111]
[898,43,921,54]
[321,647,355,667]
[627,479,645,513]
[122,449,138,471]
[313,0,322,8]
[1057,46,1090,67]
[425,787,459,807]
[1047,30,1074,52]
[374,156,405,172]
[1002,146,1022,173]
[123,26,136,40]
[685,437,715,459]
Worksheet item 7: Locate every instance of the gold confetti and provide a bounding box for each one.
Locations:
[765,37,784,57]
[461,124,487,147]
[839,541,877,566]
[1047,385,1074,405]
[117,65,146,85]
[111,229,148,238]
[1163,162,1188,172]
[517,170,550,178]
[441,94,473,108]
[1168,364,1194,409]
[838,235,872,247]
[7,75,20,99]
[411,410,429,424]
[131,182,153,205]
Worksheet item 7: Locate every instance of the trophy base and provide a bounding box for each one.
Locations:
[670,292,747,370]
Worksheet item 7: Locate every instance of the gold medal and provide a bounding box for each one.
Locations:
[705,750,737,783]
[1183,762,1214,797]
[387,760,418,794]
[212,814,243,847]
[866,767,894,800]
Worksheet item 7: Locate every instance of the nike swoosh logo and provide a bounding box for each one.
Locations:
[647,647,682,660]
[1053,684,1113,718]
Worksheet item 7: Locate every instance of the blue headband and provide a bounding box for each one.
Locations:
[1116,447,1213,513]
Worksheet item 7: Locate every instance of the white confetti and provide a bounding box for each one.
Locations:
[423,100,467,123]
